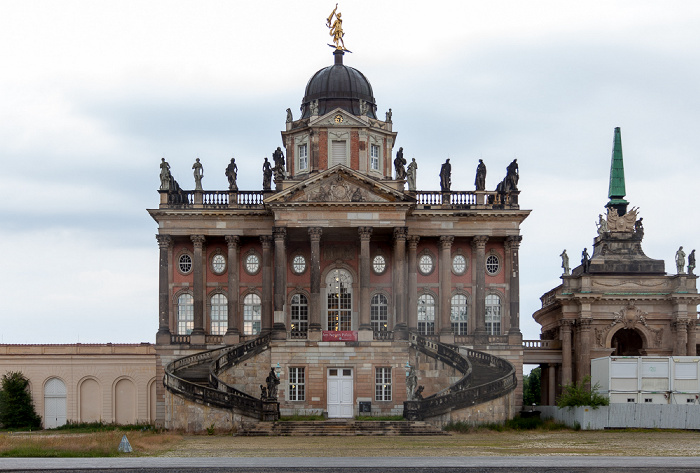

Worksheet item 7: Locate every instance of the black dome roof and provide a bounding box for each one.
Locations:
[301,50,377,119]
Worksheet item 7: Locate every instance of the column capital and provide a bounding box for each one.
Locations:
[156,234,172,249]
[190,234,206,248]
[273,226,287,240]
[439,235,454,249]
[260,235,273,248]
[358,226,373,240]
[225,235,240,249]
[308,227,323,242]
[407,235,420,249]
[393,226,408,241]
[471,235,489,249]
[505,235,523,249]
[559,319,575,330]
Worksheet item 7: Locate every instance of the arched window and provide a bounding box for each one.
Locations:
[291,293,309,334]
[243,293,262,335]
[177,293,194,335]
[327,269,352,331]
[210,293,228,335]
[451,294,468,335]
[370,293,389,332]
[417,294,435,335]
[485,294,501,335]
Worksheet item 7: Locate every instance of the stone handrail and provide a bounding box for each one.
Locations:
[414,190,517,208]
[373,330,394,341]
[522,339,560,349]
[165,190,266,208]
[404,332,516,420]
[164,333,272,417]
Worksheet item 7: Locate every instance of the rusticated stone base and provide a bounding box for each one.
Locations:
[165,390,259,433]
[424,391,515,428]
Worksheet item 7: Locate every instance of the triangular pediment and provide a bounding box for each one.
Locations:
[309,108,369,128]
[265,165,413,205]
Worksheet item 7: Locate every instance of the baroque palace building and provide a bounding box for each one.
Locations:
[148,46,529,429]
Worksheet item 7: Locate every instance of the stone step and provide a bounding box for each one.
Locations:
[238,420,449,436]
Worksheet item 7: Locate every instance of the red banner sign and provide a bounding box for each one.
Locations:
[322,330,358,342]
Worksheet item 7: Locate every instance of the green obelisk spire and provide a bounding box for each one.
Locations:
[606,127,628,216]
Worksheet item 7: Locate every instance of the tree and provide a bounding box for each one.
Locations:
[0,371,42,429]
[523,366,541,406]
[556,376,609,409]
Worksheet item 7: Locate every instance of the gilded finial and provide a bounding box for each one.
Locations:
[326,3,348,51]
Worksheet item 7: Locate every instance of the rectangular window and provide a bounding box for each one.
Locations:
[370,144,380,171]
[288,367,305,401]
[331,140,346,166]
[375,367,392,401]
[298,144,308,171]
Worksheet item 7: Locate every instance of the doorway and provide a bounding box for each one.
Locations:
[327,368,353,418]
[611,329,643,356]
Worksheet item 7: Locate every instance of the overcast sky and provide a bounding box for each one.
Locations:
[1,1,699,345]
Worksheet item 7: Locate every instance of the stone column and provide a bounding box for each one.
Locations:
[688,320,698,356]
[439,235,454,341]
[548,364,557,405]
[260,235,273,333]
[308,227,323,340]
[407,236,420,332]
[393,227,408,339]
[190,235,206,344]
[156,234,172,345]
[472,236,489,338]
[576,319,592,384]
[273,227,287,339]
[673,320,688,356]
[358,227,373,339]
[560,319,573,385]
[224,236,240,345]
[506,236,523,338]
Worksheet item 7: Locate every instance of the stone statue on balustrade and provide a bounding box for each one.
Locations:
[689,249,696,276]
[385,108,392,123]
[273,147,286,183]
[262,157,272,191]
[440,159,451,192]
[581,248,590,273]
[159,158,171,191]
[505,159,519,192]
[475,159,486,191]
[265,367,280,401]
[407,158,418,191]
[192,158,203,191]
[560,249,570,275]
[225,158,238,191]
[394,147,406,180]
[676,246,686,274]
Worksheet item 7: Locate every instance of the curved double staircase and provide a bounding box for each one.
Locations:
[164,332,516,423]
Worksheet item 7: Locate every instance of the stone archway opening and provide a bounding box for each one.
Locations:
[611,328,644,356]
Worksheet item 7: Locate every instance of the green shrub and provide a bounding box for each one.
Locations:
[556,376,609,410]
[0,372,41,430]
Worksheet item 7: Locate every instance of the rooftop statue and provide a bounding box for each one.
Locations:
[505,159,519,192]
[386,108,392,123]
[394,147,406,180]
[676,246,686,274]
[359,99,368,116]
[689,249,696,276]
[310,100,319,116]
[273,147,286,183]
[581,248,590,273]
[159,158,171,191]
[262,157,272,191]
[596,214,609,235]
[475,159,486,191]
[440,159,451,192]
[286,108,293,123]
[634,217,644,240]
[225,158,238,192]
[326,4,347,51]
[407,158,417,191]
[192,158,203,191]
[560,249,570,275]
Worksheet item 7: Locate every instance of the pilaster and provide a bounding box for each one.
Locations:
[560,319,574,385]
[407,236,420,332]
[190,234,206,345]
[439,235,454,342]
[358,227,373,340]
[261,235,274,333]
[308,227,323,340]
[272,227,287,339]
[224,235,240,345]
[506,235,523,340]
[472,236,489,338]
[393,227,408,340]
[156,234,172,345]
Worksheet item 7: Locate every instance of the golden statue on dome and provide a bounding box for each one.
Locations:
[326,3,348,51]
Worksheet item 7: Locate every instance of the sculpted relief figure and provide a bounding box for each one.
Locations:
[606,206,638,232]
[310,100,319,116]
[394,147,406,180]
[225,158,238,191]
[159,158,171,190]
[192,158,203,191]
[475,159,486,191]
[439,159,451,192]
[262,157,272,191]
[676,246,686,274]
[407,158,418,191]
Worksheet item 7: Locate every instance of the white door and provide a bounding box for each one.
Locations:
[44,378,67,428]
[327,368,353,418]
